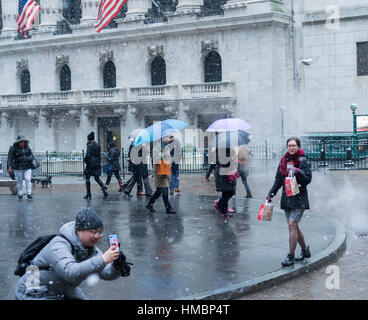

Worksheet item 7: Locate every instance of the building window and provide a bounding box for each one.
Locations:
[151,56,166,86]
[357,42,368,76]
[204,51,222,82]
[57,0,81,34]
[145,0,178,24]
[21,69,31,93]
[103,61,116,88]
[60,64,72,91]
[199,0,226,17]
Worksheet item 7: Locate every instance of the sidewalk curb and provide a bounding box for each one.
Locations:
[179,207,347,300]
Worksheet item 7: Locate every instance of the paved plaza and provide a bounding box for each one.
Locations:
[0,170,354,300]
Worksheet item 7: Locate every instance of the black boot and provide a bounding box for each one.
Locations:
[103,189,108,199]
[84,181,91,199]
[166,208,177,214]
[281,253,295,267]
[146,203,155,212]
[295,246,311,261]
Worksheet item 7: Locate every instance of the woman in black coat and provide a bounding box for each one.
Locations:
[267,136,312,267]
[84,132,108,199]
[215,147,237,217]
[105,142,124,192]
[8,135,35,200]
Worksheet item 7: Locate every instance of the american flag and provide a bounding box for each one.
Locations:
[16,0,41,35]
[95,0,128,33]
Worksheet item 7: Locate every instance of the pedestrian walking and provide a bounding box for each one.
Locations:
[169,136,182,195]
[267,136,312,267]
[15,207,130,300]
[139,143,153,196]
[8,135,35,200]
[146,137,176,214]
[83,132,108,200]
[124,141,147,197]
[214,147,238,217]
[104,142,125,192]
[236,144,252,198]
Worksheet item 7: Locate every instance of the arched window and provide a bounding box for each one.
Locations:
[103,61,116,88]
[60,64,71,91]
[204,51,222,82]
[151,56,166,86]
[21,69,31,93]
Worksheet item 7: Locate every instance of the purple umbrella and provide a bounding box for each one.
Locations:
[207,118,252,132]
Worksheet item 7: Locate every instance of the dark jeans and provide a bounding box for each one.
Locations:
[205,164,216,179]
[148,187,172,210]
[125,170,142,194]
[238,169,252,196]
[85,175,106,195]
[219,191,235,213]
[105,170,122,185]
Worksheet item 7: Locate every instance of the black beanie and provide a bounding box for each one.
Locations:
[75,207,103,231]
[87,132,95,141]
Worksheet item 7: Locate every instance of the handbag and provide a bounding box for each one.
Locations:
[31,156,40,170]
[103,163,113,175]
[157,160,171,175]
[227,170,240,182]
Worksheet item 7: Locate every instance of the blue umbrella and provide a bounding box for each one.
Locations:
[133,119,189,146]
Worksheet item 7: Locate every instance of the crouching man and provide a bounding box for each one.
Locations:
[15,207,129,300]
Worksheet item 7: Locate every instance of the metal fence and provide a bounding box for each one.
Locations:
[1,140,368,178]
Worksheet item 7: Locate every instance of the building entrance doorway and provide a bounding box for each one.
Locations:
[98,117,121,152]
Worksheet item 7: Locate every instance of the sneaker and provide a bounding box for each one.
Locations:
[214,199,219,210]
[281,253,295,267]
[227,207,235,213]
[169,190,174,195]
[124,191,132,197]
[27,194,33,200]
[295,246,311,261]
[174,188,181,193]
[18,195,23,200]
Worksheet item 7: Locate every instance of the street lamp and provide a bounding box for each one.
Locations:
[350,103,358,158]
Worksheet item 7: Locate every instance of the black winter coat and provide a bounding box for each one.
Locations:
[84,141,102,176]
[108,147,121,172]
[9,143,34,170]
[215,163,236,193]
[268,156,312,210]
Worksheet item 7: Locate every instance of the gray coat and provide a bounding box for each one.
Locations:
[15,221,121,300]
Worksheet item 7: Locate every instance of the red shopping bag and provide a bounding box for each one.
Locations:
[285,172,300,197]
[257,202,273,221]
[257,203,266,221]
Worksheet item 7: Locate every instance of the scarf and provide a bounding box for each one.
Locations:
[279,149,305,176]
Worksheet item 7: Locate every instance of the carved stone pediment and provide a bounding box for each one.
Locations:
[148,45,164,58]
[56,55,69,67]
[16,59,29,73]
[99,50,114,66]
[201,40,219,53]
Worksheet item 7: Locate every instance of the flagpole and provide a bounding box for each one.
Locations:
[41,0,73,28]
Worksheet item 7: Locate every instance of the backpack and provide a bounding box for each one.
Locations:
[14,234,74,277]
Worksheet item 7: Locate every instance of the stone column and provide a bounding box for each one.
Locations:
[81,0,99,24]
[38,0,62,31]
[176,0,202,13]
[125,0,151,21]
[1,0,18,36]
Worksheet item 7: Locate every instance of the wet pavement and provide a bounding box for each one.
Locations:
[0,189,340,300]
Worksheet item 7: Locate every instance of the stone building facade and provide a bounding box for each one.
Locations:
[0,0,367,152]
